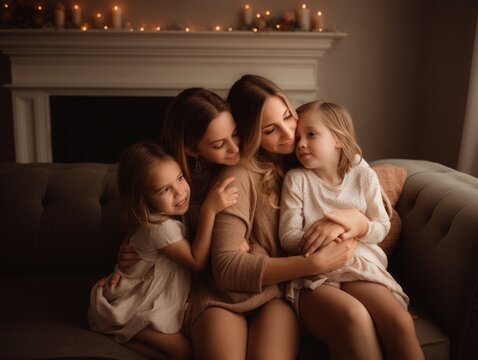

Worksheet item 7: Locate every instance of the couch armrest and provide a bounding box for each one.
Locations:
[373,159,478,360]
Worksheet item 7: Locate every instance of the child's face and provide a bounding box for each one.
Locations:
[260,96,297,155]
[145,158,191,216]
[296,112,341,171]
[196,111,240,166]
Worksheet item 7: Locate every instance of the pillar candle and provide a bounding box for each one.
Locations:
[243,4,253,26]
[297,4,310,31]
[314,11,324,31]
[112,5,122,29]
[94,12,104,29]
[72,4,81,28]
[54,2,65,29]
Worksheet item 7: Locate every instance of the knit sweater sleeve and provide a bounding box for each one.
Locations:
[279,170,305,255]
[211,165,268,293]
[360,166,391,244]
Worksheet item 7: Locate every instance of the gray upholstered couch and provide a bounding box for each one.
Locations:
[0,159,477,360]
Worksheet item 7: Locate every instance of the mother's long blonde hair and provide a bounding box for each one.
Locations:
[227,75,297,207]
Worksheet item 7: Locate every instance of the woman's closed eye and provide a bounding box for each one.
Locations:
[212,141,225,149]
[263,126,276,135]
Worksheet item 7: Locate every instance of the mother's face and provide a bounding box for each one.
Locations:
[260,96,297,155]
[195,111,241,166]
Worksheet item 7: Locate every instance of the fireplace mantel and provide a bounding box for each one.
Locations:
[0,30,346,162]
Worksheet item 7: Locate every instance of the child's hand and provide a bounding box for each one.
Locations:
[117,241,140,270]
[324,209,369,240]
[300,217,345,257]
[204,176,239,214]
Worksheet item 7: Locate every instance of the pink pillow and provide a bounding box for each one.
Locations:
[372,165,408,255]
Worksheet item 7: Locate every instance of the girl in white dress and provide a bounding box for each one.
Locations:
[88,141,238,359]
[279,100,424,359]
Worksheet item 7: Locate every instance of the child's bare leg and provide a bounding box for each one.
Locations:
[247,298,300,360]
[299,284,382,360]
[133,327,193,360]
[191,306,247,360]
[342,281,424,360]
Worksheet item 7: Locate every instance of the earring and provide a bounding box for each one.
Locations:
[194,158,202,174]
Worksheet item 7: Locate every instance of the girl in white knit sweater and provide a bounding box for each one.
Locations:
[279,100,423,360]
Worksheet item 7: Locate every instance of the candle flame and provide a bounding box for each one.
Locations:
[228,27,233,31]
[114,6,119,11]
[252,27,258,32]
[256,13,261,18]
[73,4,79,10]
[318,11,322,16]
[156,26,161,31]
[140,27,145,32]
[37,5,43,10]
[265,10,271,16]
[96,13,102,18]
[81,25,87,31]
[302,4,307,9]
[103,25,108,30]
[215,25,221,31]
[4,4,9,8]
[245,4,250,10]
[185,27,190,32]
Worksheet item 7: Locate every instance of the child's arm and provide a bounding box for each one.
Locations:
[279,171,307,255]
[161,176,238,272]
[358,169,391,244]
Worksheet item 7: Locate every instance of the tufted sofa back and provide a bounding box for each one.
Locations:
[0,163,125,276]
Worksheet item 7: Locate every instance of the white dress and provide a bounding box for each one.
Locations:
[280,158,409,310]
[88,217,191,343]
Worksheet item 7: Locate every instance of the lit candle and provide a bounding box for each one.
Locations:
[243,4,253,26]
[314,11,324,31]
[54,2,65,29]
[72,4,82,28]
[215,25,221,31]
[112,5,122,29]
[94,12,104,29]
[297,4,310,31]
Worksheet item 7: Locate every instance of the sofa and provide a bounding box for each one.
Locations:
[0,159,477,360]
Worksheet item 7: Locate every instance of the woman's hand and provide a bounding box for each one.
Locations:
[203,176,238,214]
[98,239,140,287]
[306,238,358,274]
[324,209,369,240]
[300,218,345,257]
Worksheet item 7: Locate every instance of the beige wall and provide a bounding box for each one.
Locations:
[1,0,476,167]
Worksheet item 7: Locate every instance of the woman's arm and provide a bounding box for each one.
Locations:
[262,237,358,286]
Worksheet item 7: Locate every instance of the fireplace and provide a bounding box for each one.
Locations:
[0,30,345,162]
[50,96,173,163]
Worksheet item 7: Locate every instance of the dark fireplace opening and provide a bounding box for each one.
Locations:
[50,96,174,163]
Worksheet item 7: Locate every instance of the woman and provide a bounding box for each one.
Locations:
[186,75,368,360]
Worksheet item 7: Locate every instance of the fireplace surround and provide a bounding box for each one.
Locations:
[0,30,345,162]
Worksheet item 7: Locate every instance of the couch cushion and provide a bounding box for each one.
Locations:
[0,163,124,276]
[0,276,147,360]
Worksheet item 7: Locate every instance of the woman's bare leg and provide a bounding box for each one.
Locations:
[191,306,248,360]
[342,281,424,360]
[247,298,300,360]
[299,284,382,360]
[132,328,193,360]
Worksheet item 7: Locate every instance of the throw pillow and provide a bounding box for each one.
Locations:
[372,165,408,255]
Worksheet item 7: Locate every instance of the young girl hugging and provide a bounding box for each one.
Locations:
[88,141,238,360]
[279,100,424,359]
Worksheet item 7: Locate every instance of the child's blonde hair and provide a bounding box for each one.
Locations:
[297,100,362,178]
[117,141,175,230]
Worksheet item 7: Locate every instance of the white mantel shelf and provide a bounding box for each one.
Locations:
[0,29,346,162]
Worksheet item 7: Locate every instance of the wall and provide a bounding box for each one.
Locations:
[0,0,476,167]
